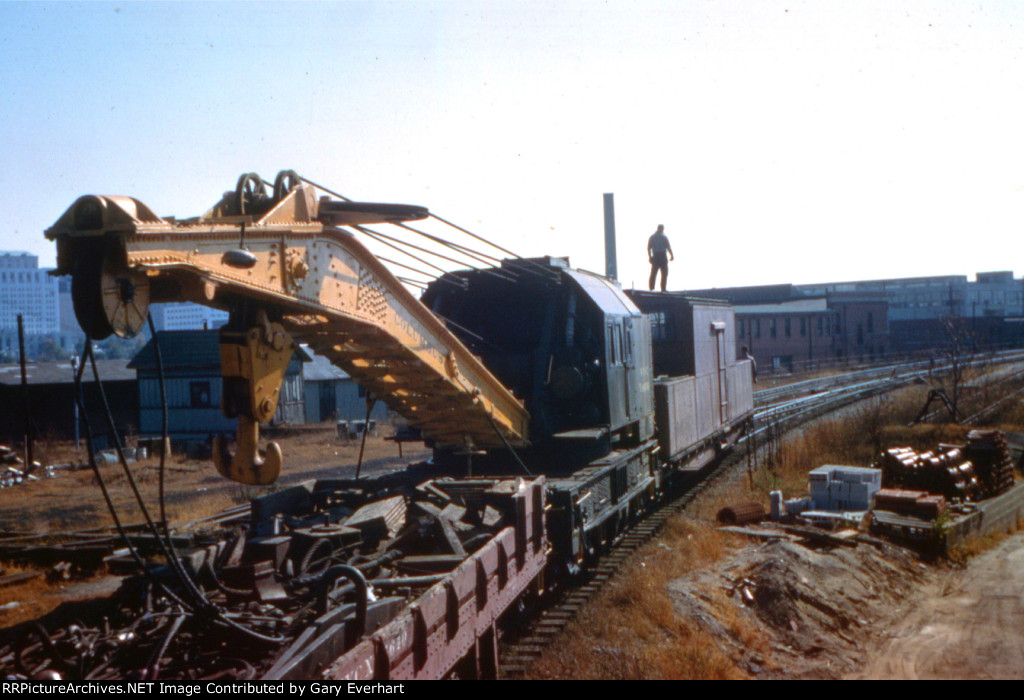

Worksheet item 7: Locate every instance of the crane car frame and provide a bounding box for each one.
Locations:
[44,170,753,679]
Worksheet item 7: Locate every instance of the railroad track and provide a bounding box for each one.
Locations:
[753,349,1024,407]
[498,477,703,676]
[498,351,1024,677]
[499,444,748,677]
[498,408,869,675]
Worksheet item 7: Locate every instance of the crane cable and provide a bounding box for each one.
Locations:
[72,337,193,614]
[84,337,219,617]
[296,173,559,284]
[73,303,284,645]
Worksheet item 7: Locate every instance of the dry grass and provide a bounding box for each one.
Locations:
[740,384,1011,506]
[947,517,1024,566]
[528,365,1024,679]
[989,390,1024,430]
[0,425,429,533]
[0,460,242,533]
[0,563,117,628]
[526,519,755,679]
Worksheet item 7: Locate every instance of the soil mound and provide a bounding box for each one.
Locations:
[667,529,933,679]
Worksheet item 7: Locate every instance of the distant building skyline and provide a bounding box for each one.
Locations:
[0,251,59,335]
[148,303,229,332]
[795,270,1024,323]
[687,269,1024,370]
[1,245,1021,365]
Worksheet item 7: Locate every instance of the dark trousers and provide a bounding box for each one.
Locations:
[649,253,668,291]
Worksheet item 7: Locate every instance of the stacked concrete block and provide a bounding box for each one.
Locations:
[808,465,882,511]
[785,497,813,516]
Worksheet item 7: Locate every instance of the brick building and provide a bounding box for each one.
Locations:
[796,271,1023,351]
[733,298,838,372]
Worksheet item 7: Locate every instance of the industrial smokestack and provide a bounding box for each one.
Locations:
[603,193,617,280]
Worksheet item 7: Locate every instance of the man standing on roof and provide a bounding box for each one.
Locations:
[647,224,673,292]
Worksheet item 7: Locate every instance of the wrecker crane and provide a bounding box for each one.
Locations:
[45,170,530,485]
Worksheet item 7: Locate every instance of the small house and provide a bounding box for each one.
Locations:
[302,350,389,426]
[0,359,136,448]
[129,330,308,441]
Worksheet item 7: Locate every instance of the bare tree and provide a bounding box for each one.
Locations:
[910,316,980,425]
[936,316,977,421]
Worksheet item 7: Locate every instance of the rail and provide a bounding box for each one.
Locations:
[754,348,1024,406]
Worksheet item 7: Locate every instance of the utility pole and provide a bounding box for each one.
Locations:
[18,314,34,473]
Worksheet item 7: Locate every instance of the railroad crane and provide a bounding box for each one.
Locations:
[46,171,530,485]
[39,171,752,680]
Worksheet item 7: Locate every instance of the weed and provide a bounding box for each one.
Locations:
[947,517,1024,566]
[528,370,1022,678]
[525,520,749,679]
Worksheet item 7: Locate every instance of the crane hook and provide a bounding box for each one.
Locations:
[212,415,283,485]
[213,309,294,485]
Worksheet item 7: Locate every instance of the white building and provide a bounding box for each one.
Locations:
[0,251,71,359]
[149,302,230,331]
[0,252,59,334]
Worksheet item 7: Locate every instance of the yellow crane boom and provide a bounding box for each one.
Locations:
[46,173,529,484]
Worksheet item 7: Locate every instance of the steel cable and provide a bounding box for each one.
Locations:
[72,340,193,614]
[79,311,285,646]
[85,342,218,615]
[356,225,487,271]
[295,173,560,284]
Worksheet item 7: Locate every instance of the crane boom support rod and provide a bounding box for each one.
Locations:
[46,181,530,456]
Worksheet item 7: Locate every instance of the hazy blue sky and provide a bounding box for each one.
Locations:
[2,1,1022,291]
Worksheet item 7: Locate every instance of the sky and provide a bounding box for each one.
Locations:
[1,0,1022,293]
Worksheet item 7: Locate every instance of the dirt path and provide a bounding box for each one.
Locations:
[851,531,1024,680]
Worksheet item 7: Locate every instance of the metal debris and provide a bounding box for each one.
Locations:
[873,430,1017,502]
[717,502,767,526]
[0,473,545,680]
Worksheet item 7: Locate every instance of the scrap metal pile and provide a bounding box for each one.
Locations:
[0,444,47,490]
[1,472,536,680]
[873,430,1016,503]
[874,445,983,502]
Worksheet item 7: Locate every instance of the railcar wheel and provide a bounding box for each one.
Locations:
[72,251,150,340]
